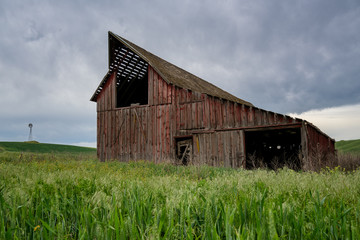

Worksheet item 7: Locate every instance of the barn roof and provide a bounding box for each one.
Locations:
[91,31,253,106]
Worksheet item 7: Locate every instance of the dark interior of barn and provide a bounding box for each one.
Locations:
[245,128,302,170]
[116,73,148,108]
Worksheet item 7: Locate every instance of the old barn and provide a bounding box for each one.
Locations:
[91,31,335,169]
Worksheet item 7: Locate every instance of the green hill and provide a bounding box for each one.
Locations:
[0,141,96,154]
[335,139,360,154]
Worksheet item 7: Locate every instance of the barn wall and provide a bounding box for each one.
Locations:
[96,67,334,167]
[192,131,245,168]
[204,95,301,130]
[305,123,336,165]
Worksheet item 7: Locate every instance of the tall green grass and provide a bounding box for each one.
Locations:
[1,154,360,239]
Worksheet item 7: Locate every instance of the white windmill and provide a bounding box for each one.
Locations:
[28,123,33,141]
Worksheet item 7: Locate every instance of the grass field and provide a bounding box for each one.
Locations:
[336,139,360,154]
[1,148,360,239]
[0,141,96,154]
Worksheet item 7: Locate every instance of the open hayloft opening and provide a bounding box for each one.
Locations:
[245,128,302,169]
[106,34,150,108]
[116,72,148,108]
[175,137,193,165]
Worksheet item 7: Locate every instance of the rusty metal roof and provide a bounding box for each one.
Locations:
[90,31,253,106]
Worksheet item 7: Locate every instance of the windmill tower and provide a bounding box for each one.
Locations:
[28,123,33,141]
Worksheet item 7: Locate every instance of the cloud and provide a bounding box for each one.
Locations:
[0,0,359,145]
[289,103,360,141]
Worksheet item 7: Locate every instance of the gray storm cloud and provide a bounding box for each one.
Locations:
[1,0,359,144]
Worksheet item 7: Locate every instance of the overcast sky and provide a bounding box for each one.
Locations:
[1,0,359,147]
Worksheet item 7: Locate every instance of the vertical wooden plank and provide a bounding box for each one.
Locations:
[243,105,251,126]
[210,133,216,166]
[152,106,157,163]
[157,106,161,163]
[206,133,211,165]
[222,101,227,128]
[113,111,117,159]
[115,110,119,159]
[98,112,102,161]
[110,110,114,159]
[143,107,148,159]
[179,104,184,130]
[136,108,141,159]
[126,108,130,161]
[210,97,216,129]
[135,109,139,160]
[176,101,181,132]
[148,66,154,106]
[130,109,134,160]
[268,112,274,125]
[161,105,166,161]
[193,135,199,165]
[217,99,223,129]
[158,74,163,105]
[247,107,253,126]
[199,134,205,165]
[188,102,192,130]
[216,132,222,167]
[96,113,100,159]
[99,95,102,112]
[238,130,245,168]
[170,103,175,160]
[229,102,235,128]
[111,75,116,110]
[144,107,149,160]
[214,99,219,129]
[202,95,209,129]
[198,102,203,129]
[105,111,110,160]
[158,76,163,104]
[222,132,228,167]
[197,134,202,165]
[103,84,108,111]
[274,113,278,125]
[122,109,126,162]
[139,108,143,159]
[262,111,268,126]
[165,105,170,159]
[234,103,240,128]
[171,85,176,104]
[167,83,172,104]
[141,107,145,158]
[153,71,159,105]
[118,110,123,160]
[162,78,167,104]
[203,134,208,165]
[191,102,196,129]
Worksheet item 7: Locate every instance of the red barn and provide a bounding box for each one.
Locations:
[91,31,335,169]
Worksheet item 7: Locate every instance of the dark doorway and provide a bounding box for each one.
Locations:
[175,137,193,165]
[245,128,301,170]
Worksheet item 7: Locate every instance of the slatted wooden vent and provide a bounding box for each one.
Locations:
[109,46,148,84]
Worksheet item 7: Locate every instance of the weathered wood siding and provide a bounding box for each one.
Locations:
[305,123,336,161]
[96,66,334,166]
[192,131,245,168]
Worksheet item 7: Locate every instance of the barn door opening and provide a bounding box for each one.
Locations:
[175,137,193,166]
[245,127,301,170]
